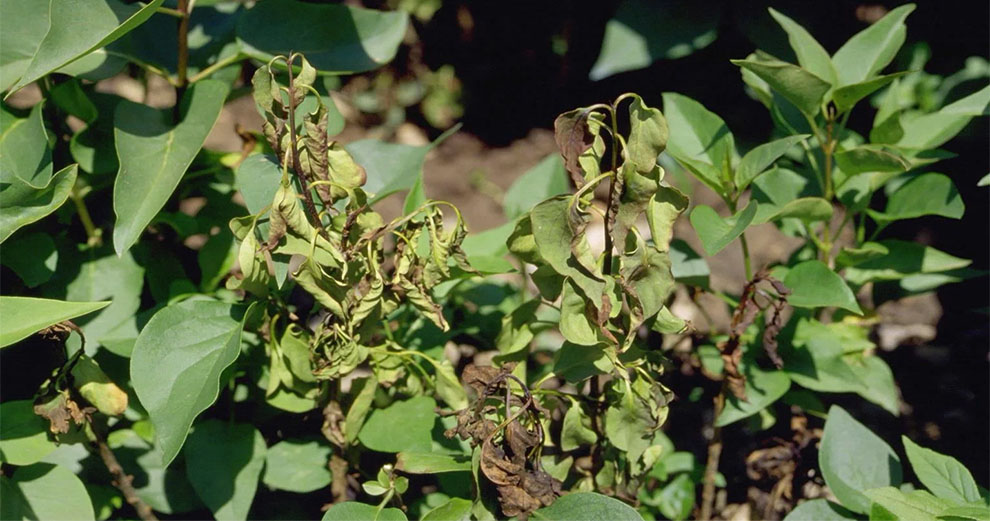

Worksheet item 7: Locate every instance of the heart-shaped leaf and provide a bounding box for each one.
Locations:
[113,80,229,255]
[662,92,735,194]
[531,492,641,520]
[503,154,570,220]
[131,300,249,466]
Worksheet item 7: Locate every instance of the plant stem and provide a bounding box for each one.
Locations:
[603,102,620,276]
[173,0,191,122]
[93,427,158,521]
[739,232,753,280]
[188,52,244,83]
[699,390,725,521]
[70,185,102,247]
[285,54,328,239]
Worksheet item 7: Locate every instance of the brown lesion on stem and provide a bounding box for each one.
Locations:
[92,424,159,521]
[284,53,330,241]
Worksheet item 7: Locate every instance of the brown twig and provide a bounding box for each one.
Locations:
[285,53,329,240]
[93,427,158,521]
[173,0,191,122]
[700,390,725,521]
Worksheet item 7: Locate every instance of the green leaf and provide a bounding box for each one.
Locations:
[0,0,52,91]
[531,492,641,520]
[831,4,915,87]
[767,8,837,87]
[112,3,241,79]
[396,452,472,474]
[662,92,735,193]
[5,0,163,94]
[561,404,597,451]
[657,474,695,521]
[403,175,426,215]
[0,163,78,244]
[626,93,668,173]
[978,173,990,187]
[689,201,758,256]
[819,405,902,514]
[237,0,408,74]
[735,134,809,191]
[422,497,472,521]
[589,0,718,80]
[346,140,429,204]
[837,242,889,268]
[0,463,95,521]
[61,250,144,349]
[358,396,437,453]
[529,196,606,308]
[867,173,964,224]
[938,504,990,521]
[434,359,468,410]
[263,439,332,493]
[732,57,831,116]
[750,166,821,222]
[0,296,109,348]
[1,103,52,188]
[844,240,970,286]
[559,279,599,346]
[235,154,282,216]
[832,72,907,114]
[503,154,570,220]
[131,300,248,467]
[864,487,952,521]
[783,499,859,521]
[834,145,911,176]
[784,260,862,314]
[898,86,990,149]
[0,400,57,465]
[782,321,898,414]
[113,80,229,255]
[322,502,407,521]
[107,428,202,514]
[670,239,709,288]
[716,364,791,426]
[553,343,613,383]
[872,80,905,144]
[902,436,981,503]
[185,420,266,521]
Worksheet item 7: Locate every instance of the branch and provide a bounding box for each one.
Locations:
[93,427,158,521]
[285,54,329,240]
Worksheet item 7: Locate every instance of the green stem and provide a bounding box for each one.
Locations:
[739,232,753,280]
[70,185,101,247]
[187,53,244,83]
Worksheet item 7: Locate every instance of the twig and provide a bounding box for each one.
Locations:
[93,427,158,521]
[700,390,725,521]
[285,53,329,240]
[173,0,191,122]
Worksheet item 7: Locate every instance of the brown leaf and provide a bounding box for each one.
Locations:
[554,108,596,188]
